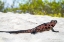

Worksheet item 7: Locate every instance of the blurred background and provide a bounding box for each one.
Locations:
[0,0,64,17]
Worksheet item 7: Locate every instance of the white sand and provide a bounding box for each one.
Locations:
[0,12,64,42]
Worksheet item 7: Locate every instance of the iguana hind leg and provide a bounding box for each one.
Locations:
[31,30,37,34]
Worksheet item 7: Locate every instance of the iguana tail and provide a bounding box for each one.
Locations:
[0,29,36,34]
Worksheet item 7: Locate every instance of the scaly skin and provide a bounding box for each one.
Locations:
[0,20,59,34]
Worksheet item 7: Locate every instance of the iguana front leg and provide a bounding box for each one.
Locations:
[51,28,59,32]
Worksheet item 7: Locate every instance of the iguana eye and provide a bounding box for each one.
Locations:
[54,20,57,23]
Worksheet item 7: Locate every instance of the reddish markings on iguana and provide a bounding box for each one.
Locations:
[0,20,59,34]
